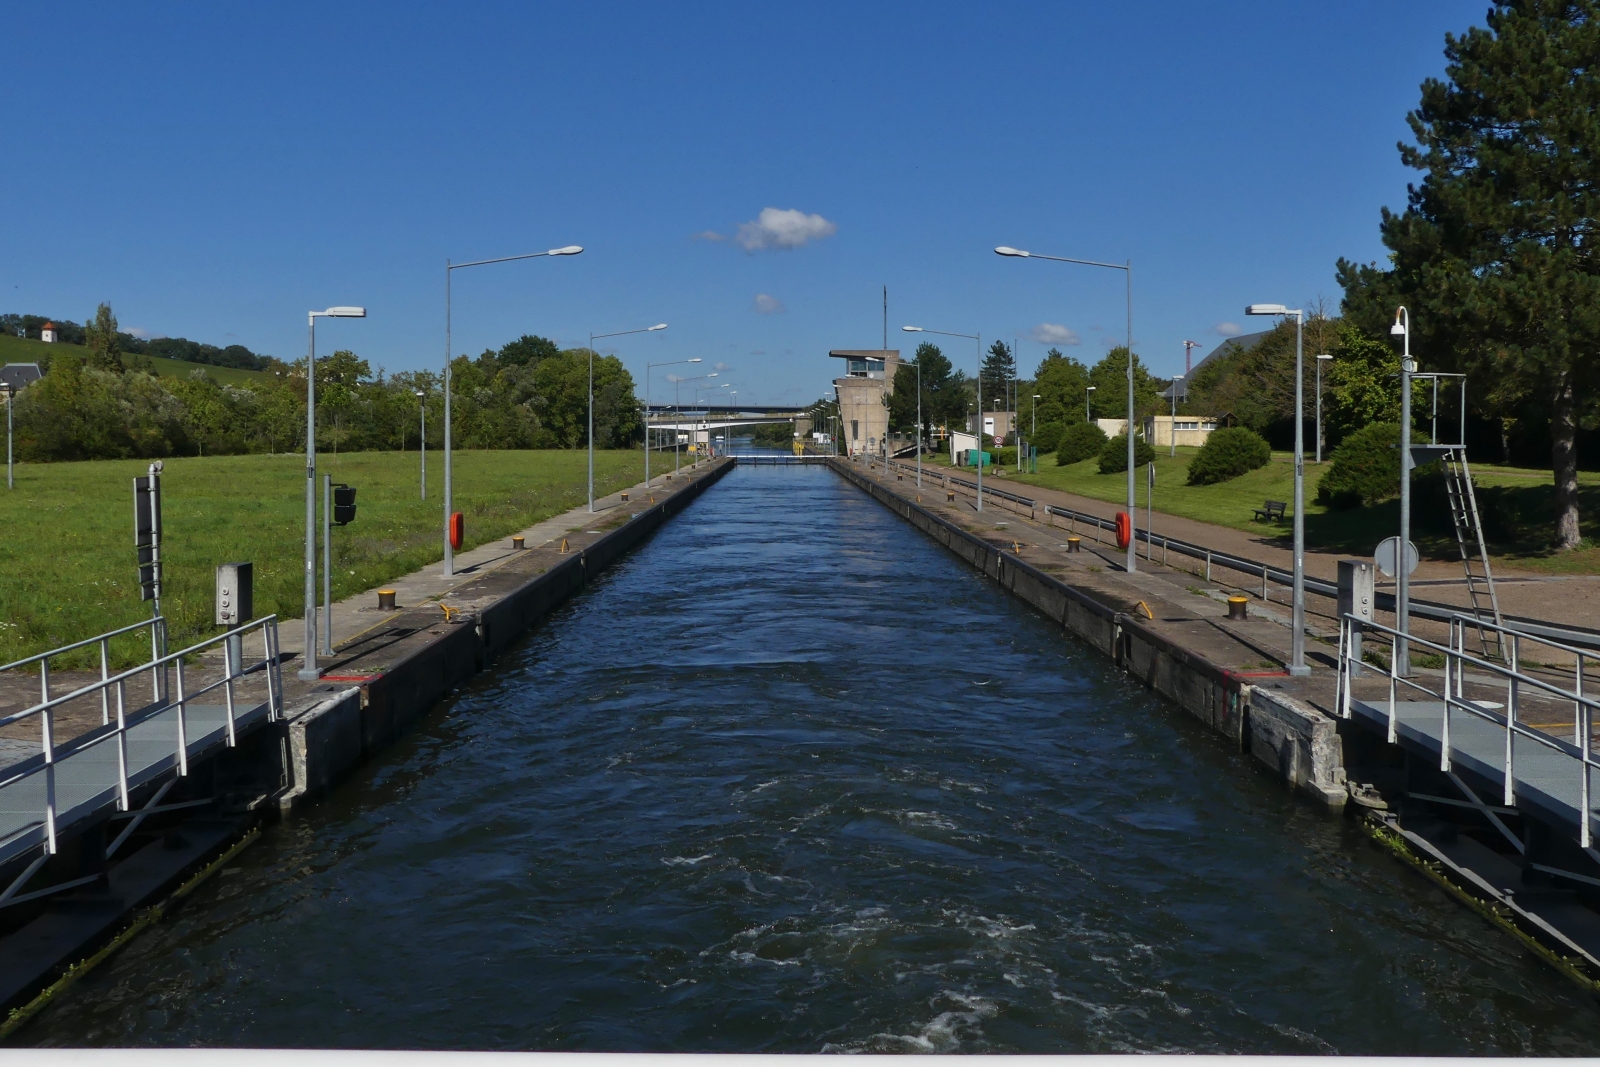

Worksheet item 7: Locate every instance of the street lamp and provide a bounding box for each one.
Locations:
[589,324,667,511]
[444,244,582,575]
[1244,302,1309,677]
[998,245,1137,572]
[672,372,715,473]
[415,390,427,499]
[1390,307,1416,677]
[1,381,12,490]
[1169,375,1184,457]
[646,358,701,486]
[299,305,366,681]
[1315,354,1333,464]
[905,326,980,508]
[1086,384,1096,423]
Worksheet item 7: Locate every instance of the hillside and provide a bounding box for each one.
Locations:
[0,334,273,387]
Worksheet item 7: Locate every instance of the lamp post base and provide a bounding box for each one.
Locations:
[297,666,322,682]
[1287,664,1311,678]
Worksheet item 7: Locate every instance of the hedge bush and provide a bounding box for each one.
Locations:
[1316,422,1432,509]
[1031,421,1065,455]
[1055,422,1108,465]
[1098,432,1156,474]
[1185,426,1271,485]
[991,446,1018,467]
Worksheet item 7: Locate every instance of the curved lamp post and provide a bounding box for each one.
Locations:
[1391,307,1415,677]
[444,245,582,575]
[299,306,366,681]
[589,324,666,510]
[646,357,701,485]
[997,245,1136,571]
[1245,302,1309,677]
[905,326,980,508]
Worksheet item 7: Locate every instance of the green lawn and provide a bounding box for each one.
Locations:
[0,334,272,387]
[0,449,658,665]
[954,447,1600,574]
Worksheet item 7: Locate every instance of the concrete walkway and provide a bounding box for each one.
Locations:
[891,458,1600,631]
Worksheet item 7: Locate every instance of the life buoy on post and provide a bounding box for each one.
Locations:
[1114,511,1132,550]
[449,512,465,550]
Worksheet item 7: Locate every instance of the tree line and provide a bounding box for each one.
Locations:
[8,306,641,461]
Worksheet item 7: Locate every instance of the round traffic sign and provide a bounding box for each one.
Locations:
[1374,536,1418,578]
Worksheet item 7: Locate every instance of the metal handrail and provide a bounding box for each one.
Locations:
[0,616,165,673]
[886,459,1600,651]
[0,616,282,856]
[1336,611,1600,846]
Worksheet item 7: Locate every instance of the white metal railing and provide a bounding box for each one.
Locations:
[1336,611,1600,846]
[0,615,282,857]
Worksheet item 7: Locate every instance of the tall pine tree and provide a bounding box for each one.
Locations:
[980,339,1016,401]
[1337,0,1600,549]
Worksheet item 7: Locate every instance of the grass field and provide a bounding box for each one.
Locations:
[0,449,660,665]
[939,447,1600,574]
[0,334,272,387]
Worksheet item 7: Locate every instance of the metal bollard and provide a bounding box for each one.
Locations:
[512,535,525,550]
[1066,537,1081,553]
[378,589,397,610]
[1227,596,1249,620]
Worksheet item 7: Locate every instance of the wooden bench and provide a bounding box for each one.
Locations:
[1253,499,1287,523]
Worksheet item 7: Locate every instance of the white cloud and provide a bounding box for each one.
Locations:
[1215,322,1241,337]
[1028,323,1080,346]
[753,293,785,315]
[735,207,838,251]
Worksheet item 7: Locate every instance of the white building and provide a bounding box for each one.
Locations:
[1142,414,1220,448]
[39,322,58,343]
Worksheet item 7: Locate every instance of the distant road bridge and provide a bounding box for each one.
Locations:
[643,405,814,438]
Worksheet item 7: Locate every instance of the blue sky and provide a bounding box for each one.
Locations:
[3,2,1480,406]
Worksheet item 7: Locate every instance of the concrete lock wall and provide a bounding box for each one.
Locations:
[827,459,1345,810]
[276,459,736,813]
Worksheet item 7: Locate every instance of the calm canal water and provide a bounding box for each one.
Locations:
[26,464,1600,1051]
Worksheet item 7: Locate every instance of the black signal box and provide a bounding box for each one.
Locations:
[333,484,357,526]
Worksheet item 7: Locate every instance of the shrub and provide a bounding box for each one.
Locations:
[1316,422,1432,509]
[1098,432,1156,474]
[1185,426,1271,485]
[1055,422,1108,465]
[1031,421,1065,455]
[992,446,1018,467]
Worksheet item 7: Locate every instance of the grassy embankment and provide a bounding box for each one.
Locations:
[930,447,1600,573]
[0,449,660,665]
[0,334,271,387]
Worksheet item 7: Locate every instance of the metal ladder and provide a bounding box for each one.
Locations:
[1442,449,1505,659]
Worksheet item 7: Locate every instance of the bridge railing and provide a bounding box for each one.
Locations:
[1337,610,1600,848]
[0,615,282,867]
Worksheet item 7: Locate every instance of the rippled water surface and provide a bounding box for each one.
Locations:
[25,464,1600,1051]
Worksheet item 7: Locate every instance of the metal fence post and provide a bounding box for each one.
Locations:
[175,657,189,776]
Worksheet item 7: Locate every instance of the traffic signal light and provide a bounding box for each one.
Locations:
[333,483,357,526]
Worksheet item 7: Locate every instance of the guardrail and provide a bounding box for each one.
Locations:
[0,615,282,870]
[1336,610,1600,848]
[884,458,1600,653]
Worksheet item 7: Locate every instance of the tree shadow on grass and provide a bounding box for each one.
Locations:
[1299,480,1600,563]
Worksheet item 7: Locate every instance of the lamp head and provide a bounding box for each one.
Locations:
[414,390,425,397]
[901,326,922,332]
[1389,320,1406,337]
[1316,353,1333,360]
[688,357,703,363]
[324,306,366,318]
[1087,385,1096,392]
[1245,303,1288,317]
[548,246,584,256]
[648,323,667,331]
[994,246,1030,258]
